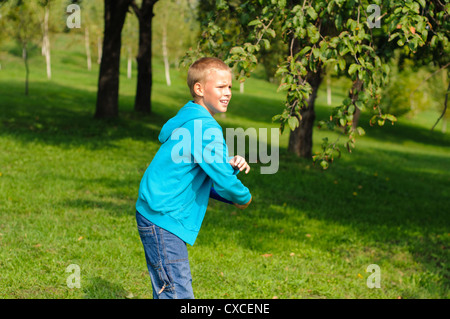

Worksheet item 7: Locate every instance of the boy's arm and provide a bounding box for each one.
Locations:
[210,186,252,209]
[195,121,252,206]
[210,187,233,204]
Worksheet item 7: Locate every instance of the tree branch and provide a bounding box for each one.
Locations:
[410,62,450,106]
[130,0,141,21]
[431,80,449,131]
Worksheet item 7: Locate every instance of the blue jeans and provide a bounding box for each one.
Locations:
[135,211,194,299]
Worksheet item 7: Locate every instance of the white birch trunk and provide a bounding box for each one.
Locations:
[43,6,51,79]
[127,47,132,79]
[97,36,102,64]
[162,25,171,86]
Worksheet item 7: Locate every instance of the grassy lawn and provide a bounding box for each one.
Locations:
[0,34,449,299]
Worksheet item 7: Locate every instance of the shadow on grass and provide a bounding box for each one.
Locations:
[0,80,169,150]
[200,145,449,295]
[83,277,129,299]
[353,111,450,148]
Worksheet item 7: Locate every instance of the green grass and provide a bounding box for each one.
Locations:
[0,33,449,299]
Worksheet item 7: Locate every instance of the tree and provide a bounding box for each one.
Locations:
[95,0,131,119]
[39,0,53,79]
[122,10,139,79]
[2,0,41,96]
[131,0,159,114]
[185,0,449,168]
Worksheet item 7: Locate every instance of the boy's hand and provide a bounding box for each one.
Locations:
[234,196,252,210]
[229,155,250,174]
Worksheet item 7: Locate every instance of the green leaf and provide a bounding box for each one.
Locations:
[348,63,359,76]
[385,114,397,122]
[248,19,262,27]
[355,100,364,110]
[339,46,350,56]
[306,7,318,20]
[348,103,355,114]
[339,58,346,71]
[343,97,352,106]
[230,46,245,55]
[272,114,282,122]
[297,46,312,57]
[262,38,271,50]
[312,48,321,59]
[288,116,299,131]
[327,0,335,14]
[356,126,365,136]
[266,28,276,38]
[307,24,320,44]
[277,83,290,92]
[275,66,289,76]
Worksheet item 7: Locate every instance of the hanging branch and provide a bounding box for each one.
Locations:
[431,81,450,131]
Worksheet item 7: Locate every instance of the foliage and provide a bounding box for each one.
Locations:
[1,0,41,47]
[183,0,450,168]
[380,53,450,119]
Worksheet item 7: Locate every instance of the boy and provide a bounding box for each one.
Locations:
[135,57,252,299]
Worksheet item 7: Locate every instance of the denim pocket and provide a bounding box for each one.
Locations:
[137,224,160,268]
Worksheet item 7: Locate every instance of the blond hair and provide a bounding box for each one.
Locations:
[187,57,231,98]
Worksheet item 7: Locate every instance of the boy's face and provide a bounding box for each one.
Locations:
[194,69,232,116]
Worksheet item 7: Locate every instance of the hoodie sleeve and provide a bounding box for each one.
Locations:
[193,120,251,205]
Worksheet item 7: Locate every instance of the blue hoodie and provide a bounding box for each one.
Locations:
[136,101,252,245]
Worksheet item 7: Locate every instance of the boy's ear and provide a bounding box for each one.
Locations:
[194,82,203,97]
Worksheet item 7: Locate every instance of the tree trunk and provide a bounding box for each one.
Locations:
[134,0,158,113]
[23,43,29,96]
[85,27,92,71]
[127,46,132,79]
[350,78,363,131]
[43,6,51,80]
[162,24,171,86]
[288,70,323,158]
[287,36,324,158]
[95,0,131,119]
[97,36,102,64]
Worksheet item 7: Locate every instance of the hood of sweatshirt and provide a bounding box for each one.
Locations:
[158,101,213,144]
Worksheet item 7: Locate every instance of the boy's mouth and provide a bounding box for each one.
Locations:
[220,99,229,106]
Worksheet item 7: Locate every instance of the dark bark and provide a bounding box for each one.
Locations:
[350,78,363,131]
[95,0,131,119]
[288,69,323,158]
[288,38,323,158]
[132,0,158,114]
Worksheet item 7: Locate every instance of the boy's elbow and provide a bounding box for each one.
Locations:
[233,196,252,210]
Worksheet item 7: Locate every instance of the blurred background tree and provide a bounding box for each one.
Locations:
[1,0,42,95]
